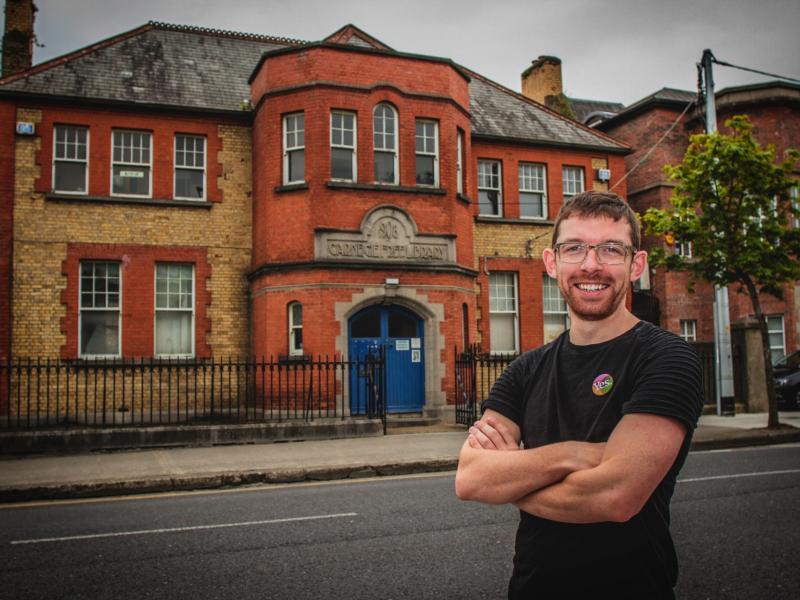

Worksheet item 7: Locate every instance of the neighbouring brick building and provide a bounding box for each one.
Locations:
[597,82,800,362]
[0,16,629,420]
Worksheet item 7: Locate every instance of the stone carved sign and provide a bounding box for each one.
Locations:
[315,206,455,264]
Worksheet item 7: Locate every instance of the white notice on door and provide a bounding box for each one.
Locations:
[411,338,421,349]
[395,339,410,351]
[411,349,421,363]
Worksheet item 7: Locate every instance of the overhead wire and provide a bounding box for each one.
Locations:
[711,58,800,85]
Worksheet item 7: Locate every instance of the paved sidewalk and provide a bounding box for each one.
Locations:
[1,412,798,503]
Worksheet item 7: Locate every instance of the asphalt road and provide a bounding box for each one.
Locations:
[1,444,798,600]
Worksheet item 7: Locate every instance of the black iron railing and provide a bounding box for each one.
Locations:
[455,345,518,426]
[0,354,386,431]
[454,340,744,424]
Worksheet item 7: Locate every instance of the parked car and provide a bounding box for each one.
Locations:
[774,350,800,410]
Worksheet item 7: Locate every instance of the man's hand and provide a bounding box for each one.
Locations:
[468,416,520,451]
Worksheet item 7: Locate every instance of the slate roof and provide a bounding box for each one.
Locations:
[0,21,627,151]
[468,73,628,151]
[568,97,625,124]
[596,88,698,131]
[0,23,298,113]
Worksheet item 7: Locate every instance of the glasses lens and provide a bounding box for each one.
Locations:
[558,243,587,263]
[597,244,627,264]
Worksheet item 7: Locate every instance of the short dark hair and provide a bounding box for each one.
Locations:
[551,191,641,250]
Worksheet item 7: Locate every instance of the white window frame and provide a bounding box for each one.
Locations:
[489,272,518,354]
[562,165,584,201]
[79,261,122,359]
[767,315,786,363]
[373,103,398,185]
[676,241,693,258]
[53,125,89,195]
[111,129,152,198]
[415,119,439,187]
[791,186,799,229]
[542,274,569,343]
[478,159,502,217]
[288,301,303,356]
[679,319,697,342]
[330,110,357,182]
[283,113,305,185]
[154,263,195,358]
[173,134,206,201]
[456,129,465,195]
[519,162,548,219]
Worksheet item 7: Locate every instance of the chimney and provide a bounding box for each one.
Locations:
[2,0,37,77]
[521,55,563,106]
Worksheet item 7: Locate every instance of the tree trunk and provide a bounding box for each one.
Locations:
[743,277,780,429]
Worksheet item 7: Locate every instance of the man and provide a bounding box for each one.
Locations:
[455,191,702,598]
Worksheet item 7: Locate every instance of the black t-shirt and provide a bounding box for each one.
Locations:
[482,321,703,598]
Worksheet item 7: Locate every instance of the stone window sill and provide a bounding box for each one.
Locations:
[274,182,309,193]
[325,181,447,195]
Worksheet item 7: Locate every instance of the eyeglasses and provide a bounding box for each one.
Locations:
[554,242,634,265]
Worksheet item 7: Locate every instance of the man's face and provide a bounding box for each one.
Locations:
[543,215,646,322]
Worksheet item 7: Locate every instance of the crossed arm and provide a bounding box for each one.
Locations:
[454,409,687,524]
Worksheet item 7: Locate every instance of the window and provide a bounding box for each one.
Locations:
[174,134,206,200]
[542,274,569,344]
[679,319,697,342]
[791,186,799,229]
[155,264,194,357]
[53,125,88,194]
[456,130,465,195]
[562,166,584,201]
[415,119,438,186]
[112,130,152,197]
[79,261,121,358]
[676,241,693,258]
[288,302,303,356]
[478,160,502,216]
[283,113,305,184]
[489,272,518,353]
[373,104,398,184]
[767,315,786,363]
[331,111,357,181]
[519,163,547,218]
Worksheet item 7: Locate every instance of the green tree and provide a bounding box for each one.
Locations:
[643,115,799,428]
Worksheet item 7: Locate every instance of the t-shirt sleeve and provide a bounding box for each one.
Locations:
[622,331,704,431]
[480,351,537,428]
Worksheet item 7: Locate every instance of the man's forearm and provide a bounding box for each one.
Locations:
[514,414,687,524]
[513,459,634,523]
[455,440,603,505]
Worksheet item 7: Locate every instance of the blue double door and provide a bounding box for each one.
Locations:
[349,305,424,414]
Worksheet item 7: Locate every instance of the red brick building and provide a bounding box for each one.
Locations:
[0,19,628,420]
[597,83,800,361]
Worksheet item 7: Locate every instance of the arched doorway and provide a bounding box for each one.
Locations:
[349,304,424,413]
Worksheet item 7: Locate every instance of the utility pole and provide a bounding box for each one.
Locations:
[701,49,736,415]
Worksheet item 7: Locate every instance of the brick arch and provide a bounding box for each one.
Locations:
[334,286,446,416]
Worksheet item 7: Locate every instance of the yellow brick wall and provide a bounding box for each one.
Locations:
[11,109,253,357]
[473,222,553,268]
[592,157,609,192]
[473,221,553,342]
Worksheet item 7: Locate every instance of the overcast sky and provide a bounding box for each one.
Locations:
[8,0,800,106]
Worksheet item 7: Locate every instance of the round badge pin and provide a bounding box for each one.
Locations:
[592,373,614,397]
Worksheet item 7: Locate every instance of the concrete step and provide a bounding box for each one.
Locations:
[385,415,466,435]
